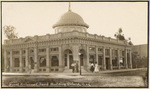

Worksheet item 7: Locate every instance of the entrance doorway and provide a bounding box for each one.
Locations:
[64,49,73,69]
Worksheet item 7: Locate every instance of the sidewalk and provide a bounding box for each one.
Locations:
[2,68,147,76]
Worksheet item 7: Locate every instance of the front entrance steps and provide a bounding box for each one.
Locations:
[63,67,88,73]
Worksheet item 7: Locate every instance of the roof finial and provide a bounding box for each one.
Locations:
[68,2,71,11]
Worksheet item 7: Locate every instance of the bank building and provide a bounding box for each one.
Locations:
[3,4,133,73]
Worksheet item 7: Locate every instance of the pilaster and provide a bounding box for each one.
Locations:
[46,47,50,72]
[96,46,98,63]
[86,45,89,67]
[124,49,128,69]
[129,50,132,69]
[117,49,120,69]
[34,47,38,72]
[103,47,106,70]
[109,48,113,70]
[59,46,63,71]
[25,49,29,72]
[19,50,23,72]
[10,50,13,72]
[4,50,8,72]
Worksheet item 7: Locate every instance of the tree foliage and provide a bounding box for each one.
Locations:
[132,52,147,68]
[114,28,125,40]
[114,28,133,45]
[3,25,18,39]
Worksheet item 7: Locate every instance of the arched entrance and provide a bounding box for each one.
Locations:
[64,49,73,69]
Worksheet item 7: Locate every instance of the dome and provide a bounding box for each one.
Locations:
[52,11,89,28]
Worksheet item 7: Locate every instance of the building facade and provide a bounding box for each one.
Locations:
[3,7,133,73]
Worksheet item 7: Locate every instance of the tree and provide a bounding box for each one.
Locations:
[114,28,133,45]
[114,28,125,40]
[3,25,18,39]
[132,52,147,68]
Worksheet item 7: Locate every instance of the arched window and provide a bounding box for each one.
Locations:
[51,56,59,67]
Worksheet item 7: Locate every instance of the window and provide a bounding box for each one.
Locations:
[13,51,19,55]
[7,51,10,55]
[89,55,95,63]
[64,54,67,66]
[115,50,117,56]
[30,49,34,53]
[69,50,72,54]
[39,49,46,52]
[14,58,20,67]
[122,51,125,56]
[112,58,117,66]
[98,56,103,65]
[80,54,84,66]
[50,47,59,51]
[98,48,103,52]
[23,58,26,67]
[105,49,110,56]
[39,57,46,67]
[51,56,59,66]
[22,50,26,54]
[89,47,95,51]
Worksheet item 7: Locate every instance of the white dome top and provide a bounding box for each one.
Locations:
[53,11,89,28]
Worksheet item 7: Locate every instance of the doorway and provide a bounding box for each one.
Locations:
[64,49,73,69]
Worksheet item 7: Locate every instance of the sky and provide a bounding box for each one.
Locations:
[2,2,148,45]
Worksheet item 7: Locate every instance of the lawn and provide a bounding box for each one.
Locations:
[2,68,148,87]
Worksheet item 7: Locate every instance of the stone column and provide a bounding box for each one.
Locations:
[117,49,120,69]
[103,47,106,70]
[67,54,69,68]
[96,46,98,63]
[10,50,13,72]
[86,45,89,67]
[59,47,62,71]
[124,49,128,69]
[19,50,23,72]
[25,49,29,72]
[46,47,50,72]
[34,47,38,72]
[129,50,132,69]
[109,48,113,70]
[4,50,8,72]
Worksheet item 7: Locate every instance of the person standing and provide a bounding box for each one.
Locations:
[94,62,99,73]
[90,63,94,73]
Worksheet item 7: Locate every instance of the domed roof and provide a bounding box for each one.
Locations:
[53,11,89,28]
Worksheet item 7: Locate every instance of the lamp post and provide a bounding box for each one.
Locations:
[79,52,82,75]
